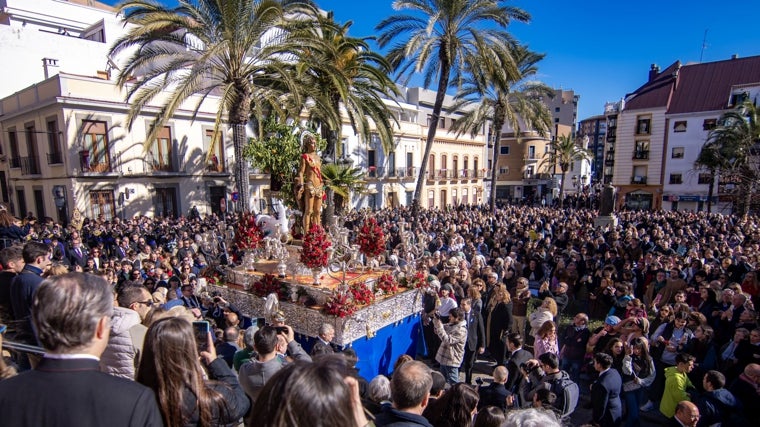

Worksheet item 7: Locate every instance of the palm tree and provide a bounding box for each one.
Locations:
[698,100,760,216]
[321,163,367,214]
[449,44,553,211]
[376,0,530,212]
[539,134,592,208]
[294,12,399,225]
[109,0,315,213]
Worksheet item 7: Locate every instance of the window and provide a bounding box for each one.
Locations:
[33,188,45,220]
[528,146,536,159]
[636,115,651,135]
[7,128,20,168]
[673,121,687,132]
[500,146,510,155]
[154,187,178,218]
[525,166,534,178]
[440,154,447,176]
[427,115,433,127]
[24,123,40,175]
[703,119,717,131]
[473,158,479,176]
[671,147,684,158]
[499,167,509,175]
[388,152,396,177]
[46,118,63,164]
[428,154,435,179]
[669,174,683,184]
[632,165,647,184]
[608,117,617,128]
[439,117,445,128]
[555,107,560,112]
[90,190,115,221]
[427,190,435,209]
[406,191,413,206]
[203,129,225,172]
[634,140,650,160]
[463,156,469,174]
[368,150,377,177]
[81,120,111,172]
[452,156,458,177]
[698,173,712,184]
[440,189,447,206]
[149,126,173,171]
[369,133,381,148]
[452,189,457,205]
[16,189,27,217]
[554,118,559,123]
[462,188,468,205]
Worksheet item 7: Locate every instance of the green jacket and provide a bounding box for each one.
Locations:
[660,366,693,417]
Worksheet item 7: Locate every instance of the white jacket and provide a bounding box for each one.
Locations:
[100,306,146,380]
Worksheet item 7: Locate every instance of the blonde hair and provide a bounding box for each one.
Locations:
[543,297,558,317]
[43,263,70,278]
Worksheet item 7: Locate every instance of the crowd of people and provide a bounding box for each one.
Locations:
[0,202,759,427]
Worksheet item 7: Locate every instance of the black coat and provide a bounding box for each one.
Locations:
[478,382,511,411]
[591,368,623,427]
[179,358,250,426]
[505,348,533,392]
[0,358,163,427]
[464,309,486,351]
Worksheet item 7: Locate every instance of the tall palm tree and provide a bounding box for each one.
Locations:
[449,44,553,211]
[294,12,399,225]
[694,140,728,213]
[698,100,760,216]
[539,134,592,208]
[376,0,530,212]
[109,0,315,213]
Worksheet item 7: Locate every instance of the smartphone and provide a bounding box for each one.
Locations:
[275,326,289,335]
[192,321,211,353]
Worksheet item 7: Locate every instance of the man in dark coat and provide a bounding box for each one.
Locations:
[0,272,163,427]
[375,361,434,427]
[505,332,533,392]
[590,352,622,427]
[477,366,512,411]
[461,297,485,384]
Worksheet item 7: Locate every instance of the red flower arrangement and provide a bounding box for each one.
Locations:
[356,217,385,259]
[236,211,263,251]
[349,281,376,306]
[250,273,287,299]
[375,273,399,295]
[300,224,332,269]
[200,266,225,286]
[324,291,357,318]
[400,270,428,288]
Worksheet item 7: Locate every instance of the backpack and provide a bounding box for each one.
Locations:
[548,371,579,419]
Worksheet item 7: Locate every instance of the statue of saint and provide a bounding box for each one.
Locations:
[295,133,323,233]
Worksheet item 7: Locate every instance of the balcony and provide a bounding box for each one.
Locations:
[395,167,417,179]
[633,151,649,160]
[367,166,386,179]
[47,152,64,165]
[631,176,647,184]
[205,155,227,173]
[9,156,20,169]
[80,150,110,173]
[20,156,41,175]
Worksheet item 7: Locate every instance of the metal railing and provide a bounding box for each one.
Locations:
[9,156,21,169]
[47,152,64,165]
[20,156,41,175]
[633,151,649,160]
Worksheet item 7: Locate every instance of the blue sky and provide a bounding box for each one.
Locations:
[103,0,760,123]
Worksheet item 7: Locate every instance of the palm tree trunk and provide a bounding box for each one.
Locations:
[707,169,715,213]
[489,118,505,212]
[559,170,567,208]
[232,122,250,212]
[413,59,451,217]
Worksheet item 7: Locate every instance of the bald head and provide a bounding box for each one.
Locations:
[744,363,760,382]
[674,401,699,427]
[492,366,508,383]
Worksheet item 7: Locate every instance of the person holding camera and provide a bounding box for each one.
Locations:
[518,353,578,419]
[238,324,311,424]
[433,307,467,385]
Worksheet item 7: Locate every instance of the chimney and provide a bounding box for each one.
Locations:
[731,54,739,60]
[648,63,660,82]
[42,58,59,79]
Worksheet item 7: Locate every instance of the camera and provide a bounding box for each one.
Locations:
[213,297,221,303]
[275,326,289,334]
[475,378,484,385]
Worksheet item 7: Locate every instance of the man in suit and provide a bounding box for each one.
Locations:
[590,352,622,427]
[478,366,513,411]
[9,242,51,369]
[669,401,700,427]
[461,297,485,384]
[505,332,533,392]
[0,272,163,426]
[311,323,336,356]
[68,237,88,269]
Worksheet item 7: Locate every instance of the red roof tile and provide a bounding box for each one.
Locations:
[624,61,681,111]
[667,55,760,114]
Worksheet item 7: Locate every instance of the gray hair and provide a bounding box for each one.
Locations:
[33,273,113,353]
[243,325,259,349]
[318,323,335,337]
[368,375,391,403]
[501,408,561,427]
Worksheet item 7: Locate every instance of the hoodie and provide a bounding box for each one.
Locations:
[660,366,694,417]
[695,388,744,427]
